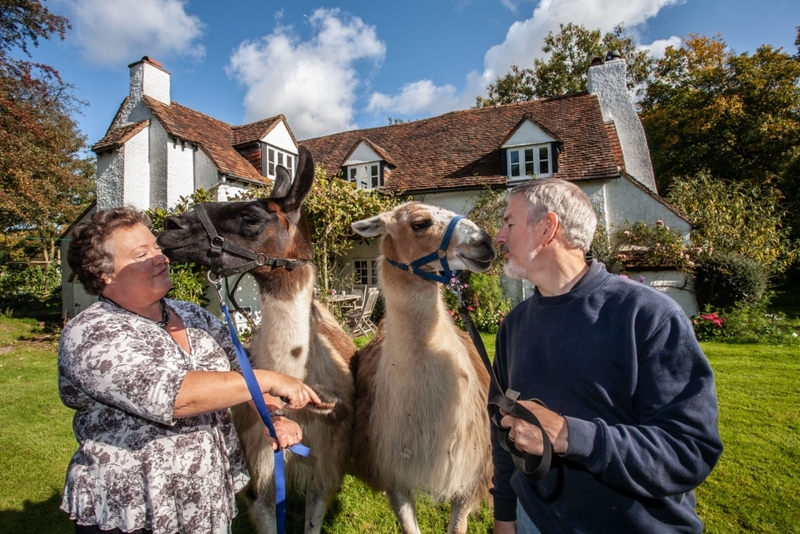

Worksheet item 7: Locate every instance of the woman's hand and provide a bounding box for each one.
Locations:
[256,370,322,410]
[267,415,303,450]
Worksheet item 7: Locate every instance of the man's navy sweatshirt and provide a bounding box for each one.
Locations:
[490,261,723,533]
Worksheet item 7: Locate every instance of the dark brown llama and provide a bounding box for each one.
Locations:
[157,147,355,534]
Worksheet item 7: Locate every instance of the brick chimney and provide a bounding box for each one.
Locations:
[587,52,657,193]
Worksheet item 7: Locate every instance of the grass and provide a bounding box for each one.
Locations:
[1,317,798,533]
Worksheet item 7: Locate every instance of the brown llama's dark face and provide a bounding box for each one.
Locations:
[157,146,316,277]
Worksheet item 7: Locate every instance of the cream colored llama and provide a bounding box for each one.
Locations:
[157,147,355,534]
[350,202,496,534]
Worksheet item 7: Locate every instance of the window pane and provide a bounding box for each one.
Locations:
[525,161,534,176]
[510,151,519,164]
[371,164,379,188]
[524,148,534,164]
[349,168,357,182]
[371,260,379,285]
[354,261,367,284]
[278,152,284,166]
[539,146,550,175]
[287,156,293,172]
[268,163,275,176]
[268,148,275,163]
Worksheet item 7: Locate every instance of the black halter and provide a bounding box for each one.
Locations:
[193,204,309,278]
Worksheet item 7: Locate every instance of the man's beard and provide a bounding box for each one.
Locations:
[502,247,536,280]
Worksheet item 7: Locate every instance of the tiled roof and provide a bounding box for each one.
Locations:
[301,92,622,193]
[142,96,267,182]
[231,116,289,147]
[92,120,149,152]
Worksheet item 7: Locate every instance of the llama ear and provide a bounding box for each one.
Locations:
[351,215,386,238]
[269,166,292,199]
[281,146,315,213]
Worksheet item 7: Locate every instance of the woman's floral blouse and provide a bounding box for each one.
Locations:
[58,299,249,534]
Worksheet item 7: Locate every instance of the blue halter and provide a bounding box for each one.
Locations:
[386,215,464,284]
[208,274,309,534]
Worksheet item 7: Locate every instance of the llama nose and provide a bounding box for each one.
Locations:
[164,215,188,231]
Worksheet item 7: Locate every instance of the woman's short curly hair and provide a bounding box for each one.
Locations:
[67,207,152,295]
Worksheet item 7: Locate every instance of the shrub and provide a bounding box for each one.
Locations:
[0,263,62,312]
[694,252,769,310]
[692,298,800,345]
[442,273,511,334]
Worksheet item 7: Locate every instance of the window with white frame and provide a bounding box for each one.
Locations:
[265,146,295,179]
[353,259,379,285]
[507,144,552,180]
[346,163,383,190]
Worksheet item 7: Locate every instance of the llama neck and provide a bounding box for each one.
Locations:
[251,267,315,379]
[380,257,454,344]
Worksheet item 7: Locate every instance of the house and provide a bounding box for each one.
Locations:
[302,52,696,316]
[61,56,298,324]
[62,53,697,323]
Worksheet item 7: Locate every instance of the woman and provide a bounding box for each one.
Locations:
[58,207,321,534]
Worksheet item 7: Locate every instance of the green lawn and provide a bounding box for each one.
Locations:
[1,317,798,533]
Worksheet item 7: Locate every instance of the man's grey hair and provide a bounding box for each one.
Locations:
[509,179,597,252]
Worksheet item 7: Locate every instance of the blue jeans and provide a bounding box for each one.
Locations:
[516,500,542,534]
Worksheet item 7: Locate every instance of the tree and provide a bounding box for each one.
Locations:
[476,23,652,106]
[304,167,403,296]
[640,33,800,193]
[0,1,94,269]
[666,173,797,274]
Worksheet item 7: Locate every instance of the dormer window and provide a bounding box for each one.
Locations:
[502,117,558,182]
[265,145,295,179]
[507,144,552,180]
[346,162,383,190]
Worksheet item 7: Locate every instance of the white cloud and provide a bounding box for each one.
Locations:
[58,0,205,66]
[639,35,682,59]
[481,0,684,81]
[226,8,385,140]
[368,0,683,122]
[368,80,461,116]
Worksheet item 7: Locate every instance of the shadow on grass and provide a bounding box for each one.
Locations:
[0,492,73,534]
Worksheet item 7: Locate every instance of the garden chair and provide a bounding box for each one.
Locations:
[345,287,379,337]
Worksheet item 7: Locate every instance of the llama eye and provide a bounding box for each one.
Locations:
[411,220,433,232]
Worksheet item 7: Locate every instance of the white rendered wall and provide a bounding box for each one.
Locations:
[130,61,170,105]
[148,120,169,208]
[194,149,219,192]
[503,120,556,147]
[264,122,298,154]
[587,59,657,193]
[166,138,195,207]
[604,175,690,242]
[623,270,697,318]
[118,127,151,210]
[96,151,124,210]
[345,143,380,165]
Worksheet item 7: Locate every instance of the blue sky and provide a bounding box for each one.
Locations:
[28,0,800,145]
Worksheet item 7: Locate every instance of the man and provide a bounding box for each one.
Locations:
[491,179,723,533]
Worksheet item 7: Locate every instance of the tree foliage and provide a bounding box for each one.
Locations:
[476,23,652,106]
[666,173,797,274]
[0,0,94,268]
[304,168,403,295]
[640,33,800,193]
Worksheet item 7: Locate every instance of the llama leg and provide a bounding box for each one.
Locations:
[446,494,473,534]
[304,489,330,534]
[245,487,278,534]
[388,489,421,534]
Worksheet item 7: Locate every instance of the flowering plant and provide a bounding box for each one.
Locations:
[692,311,726,341]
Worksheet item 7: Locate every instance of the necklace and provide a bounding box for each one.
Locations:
[99,295,170,329]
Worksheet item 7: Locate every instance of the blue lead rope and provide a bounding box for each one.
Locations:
[216,289,310,534]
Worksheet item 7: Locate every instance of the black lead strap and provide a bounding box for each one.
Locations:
[457,302,553,483]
